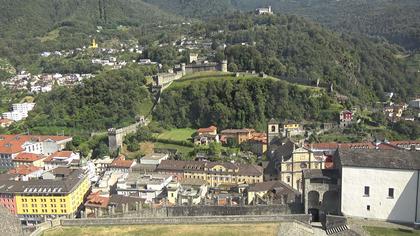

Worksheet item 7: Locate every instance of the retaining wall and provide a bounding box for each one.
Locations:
[61,214,311,227]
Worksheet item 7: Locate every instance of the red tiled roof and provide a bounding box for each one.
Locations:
[249,132,267,144]
[8,165,42,175]
[0,118,13,124]
[44,151,74,163]
[197,126,217,133]
[390,140,420,146]
[110,157,134,169]
[12,153,42,162]
[85,192,109,208]
[0,134,71,154]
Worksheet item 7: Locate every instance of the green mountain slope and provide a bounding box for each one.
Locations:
[145,0,420,50]
[154,75,335,130]
[207,14,419,101]
[0,0,181,39]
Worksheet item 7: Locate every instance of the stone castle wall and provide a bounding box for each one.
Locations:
[61,214,311,227]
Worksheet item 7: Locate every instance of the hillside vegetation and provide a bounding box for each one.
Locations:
[20,65,156,133]
[0,0,180,39]
[146,0,420,50]
[154,76,335,130]
[206,14,419,101]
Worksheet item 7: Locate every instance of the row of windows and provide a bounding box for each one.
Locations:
[22,209,67,213]
[21,198,65,203]
[364,186,394,198]
[21,203,66,207]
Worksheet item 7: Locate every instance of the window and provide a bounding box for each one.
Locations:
[286,176,291,183]
[271,125,276,132]
[367,205,370,211]
[388,188,394,198]
[364,186,370,196]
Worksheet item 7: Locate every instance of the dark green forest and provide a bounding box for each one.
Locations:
[154,77,335,131]
[21,65,156,132]
[206,14,419,102]
[145,0,420,50]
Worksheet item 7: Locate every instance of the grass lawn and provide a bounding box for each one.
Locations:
[42,223,279,236]
[365,226,420,236]
[156,128,196,141]
[154,141,194,157]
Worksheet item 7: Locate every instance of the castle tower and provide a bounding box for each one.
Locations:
[267,118,279,145]
[181,63,186,76]
[221,60,228,73]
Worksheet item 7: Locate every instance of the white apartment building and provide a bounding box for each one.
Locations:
[2,103,35,121]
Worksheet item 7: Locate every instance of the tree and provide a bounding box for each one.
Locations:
[92,143,110,159]
[208,142,222,157]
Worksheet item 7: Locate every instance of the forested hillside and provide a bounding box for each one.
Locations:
[145,0,420,50]
[0,0,180,39]
[154,76,334,130]
[21,65,156,132]
[207,14,419,102]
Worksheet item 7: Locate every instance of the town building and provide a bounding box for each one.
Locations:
[220,128,256,145]
[7,165,44,181]
[2,103,35,122]
[92,156,114,174]
[409,99,420,109]
[12,153,45,168]
[281,120,304,137]
[156,160,263,187]
[167,178,208,205]
[336,149,420,224]
[0,118,13,128]
[339,110,353,128]
[194,126,219,145]
[116,173,172,203]
[10,168,90,223]
[247,180,301,205]
[43,151,80,170]
[0,134,72,169]
[108,155,136,173]
[256,6,273,15]
[140,153,169,165]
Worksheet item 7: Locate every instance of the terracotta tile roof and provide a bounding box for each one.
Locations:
[7,165,42,176]
[0,134,71,154]
[390,140,420,146]
[221,128,255,134]
[0,118,13,124]
[197,126,217,133]
[249,132,267,144]
[44,151,74,163]
[85,192,109,208]
[110,157,134,169]
[12,153,42,162]
[157,160,263,176]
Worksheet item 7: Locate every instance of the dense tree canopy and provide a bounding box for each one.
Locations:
[154,77,335,130]
[24,65,156,131]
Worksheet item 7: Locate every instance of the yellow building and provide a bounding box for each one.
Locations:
[156,160,263,188]
[280,146,324,192]
[14,168,90,222]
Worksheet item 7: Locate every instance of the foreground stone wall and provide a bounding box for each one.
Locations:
[322,214,347,230]
[103,204,303,218]
[61,214,311,227]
